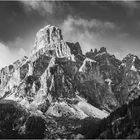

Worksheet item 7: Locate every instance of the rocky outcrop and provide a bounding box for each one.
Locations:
[31,25,72,61]
[0,56,28,97]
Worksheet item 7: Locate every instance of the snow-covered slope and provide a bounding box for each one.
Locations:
[46,95,109,119]
[75,96,109,119]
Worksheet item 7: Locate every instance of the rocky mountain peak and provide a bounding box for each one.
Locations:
[31,25,72,59]
[98,47,107,54]
[122,53,136,63]
[36,25,63,47]
[85,47,108,60]
[121,53,140,72]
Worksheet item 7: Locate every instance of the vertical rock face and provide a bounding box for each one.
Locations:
[33,25,63,52]
[32,25,71,59]
[0,56,28,97]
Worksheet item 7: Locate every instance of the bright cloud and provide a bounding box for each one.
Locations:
[0,42,26,68]
[7,37,33,54]
[61,16,117,53]
[62,16,116,31]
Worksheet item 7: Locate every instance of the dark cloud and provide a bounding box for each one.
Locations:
[0,1,140,68]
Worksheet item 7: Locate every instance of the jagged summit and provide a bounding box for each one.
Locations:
[37,25,63,44]
[121,53,140,72]
[85,47,108,59]
[98,47,107,54]
[122,53,137,62]
[31,25,72,59]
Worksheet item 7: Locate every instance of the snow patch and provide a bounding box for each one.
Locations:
[105,78,112,85]
[5,93,19,101]
[132,56,136,63]
[96,52,106,56]
[70,54,76,62]
[131,65,137,72]
[121,63,126,67]
[79,58,96,72]
[130,56,137,71]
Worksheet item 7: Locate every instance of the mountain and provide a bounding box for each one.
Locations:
[0,25,140,139]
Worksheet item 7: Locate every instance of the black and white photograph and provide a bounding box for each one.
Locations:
[0,0,140,139]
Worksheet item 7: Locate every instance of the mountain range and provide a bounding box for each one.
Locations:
[0,25,140,139]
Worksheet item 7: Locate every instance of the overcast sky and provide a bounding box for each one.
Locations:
[0,1,140,68]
